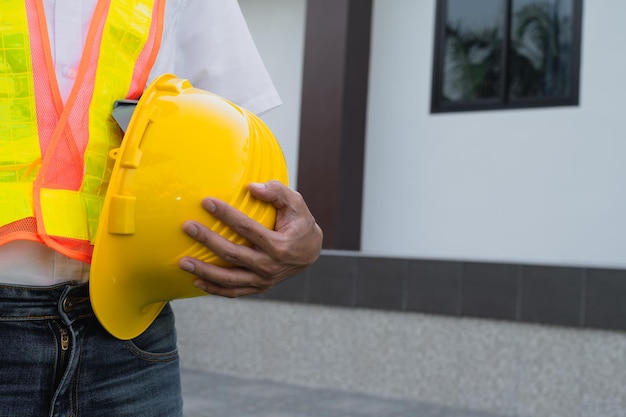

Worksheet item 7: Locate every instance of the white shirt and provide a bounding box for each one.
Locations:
[0,0,281,286]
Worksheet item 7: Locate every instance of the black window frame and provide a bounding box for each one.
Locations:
[430,0,583,113]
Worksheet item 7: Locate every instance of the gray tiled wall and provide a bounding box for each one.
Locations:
[260,253,626,331]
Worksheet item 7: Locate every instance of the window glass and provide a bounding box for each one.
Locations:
[443,0,505,102]
[432,0,582,112]
[509,0,575,99]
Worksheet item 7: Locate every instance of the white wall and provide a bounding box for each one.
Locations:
[238,0,626,269]
[362,0,626,268]
[238,0,307,188]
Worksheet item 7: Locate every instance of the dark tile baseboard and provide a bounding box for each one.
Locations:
[259,254,626,332]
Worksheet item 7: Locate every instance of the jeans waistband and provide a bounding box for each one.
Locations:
[0,282,92,321]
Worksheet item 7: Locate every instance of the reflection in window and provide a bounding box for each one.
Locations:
[509,0,574,98]
[443,0,504,102]
[432,0,582,112]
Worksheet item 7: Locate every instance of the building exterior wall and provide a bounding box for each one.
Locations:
[174,1,626,416]
[363,0,626,269]
[241,0,626,269]
[238,0,307,188]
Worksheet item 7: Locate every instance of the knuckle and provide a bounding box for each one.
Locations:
[292,189,304,200]
[291,190,306,206]
[233,220,253,237]
[251,275,274,292]
[220,247,241,264]
[271,243,292,263]
[225,275,244,289]
[193,228,211,245]
[258,260,284,279]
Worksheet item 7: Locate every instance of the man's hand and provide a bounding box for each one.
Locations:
[178,181,323,298]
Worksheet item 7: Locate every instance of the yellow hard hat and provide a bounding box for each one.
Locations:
[90,74,289,340]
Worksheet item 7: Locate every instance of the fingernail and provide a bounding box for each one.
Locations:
[180,260,195,273]
[184,223,198,237]
[204,199,217,213]
[249,182,266,190]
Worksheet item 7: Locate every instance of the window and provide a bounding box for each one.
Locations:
[431,0,583,113]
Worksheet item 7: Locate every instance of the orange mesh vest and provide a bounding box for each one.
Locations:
[0,0,165,263]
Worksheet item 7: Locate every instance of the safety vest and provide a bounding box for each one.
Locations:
[0,0,165,263]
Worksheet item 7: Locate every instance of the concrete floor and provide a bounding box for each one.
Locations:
[181,367,511,417]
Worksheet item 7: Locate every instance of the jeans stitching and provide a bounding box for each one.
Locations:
[72,319,91,417]
[46,321,59,404]
[0,315,60,320]
[0,284,70,291]
[124,340,179,363]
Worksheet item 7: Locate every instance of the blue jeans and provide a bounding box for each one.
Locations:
[0,283,182,417]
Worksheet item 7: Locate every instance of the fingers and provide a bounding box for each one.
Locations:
[199,194,275,254]
[248,181,314,227]
[180,217,289,280]
[178,180,322,298]
[193,281,266,298]
[181,220,264,271]
[179,257,273,298]
[179,244,280,297]
[247,181,290,209]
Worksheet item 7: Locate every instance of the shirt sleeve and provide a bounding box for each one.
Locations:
[172,0,281,115]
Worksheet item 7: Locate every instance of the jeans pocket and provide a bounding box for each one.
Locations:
[124,303,178,363]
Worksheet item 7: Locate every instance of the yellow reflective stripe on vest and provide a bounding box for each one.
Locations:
[42,0,156,243]
[0,1,41,226]
[40,188,88,240]
[0,183,34,226]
